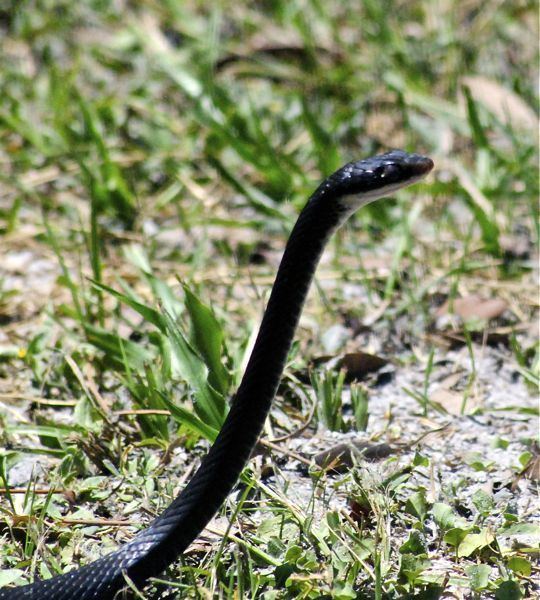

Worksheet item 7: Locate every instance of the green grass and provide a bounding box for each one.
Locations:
[0,1,538,598]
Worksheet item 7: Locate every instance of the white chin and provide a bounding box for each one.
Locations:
[340,176,423,211]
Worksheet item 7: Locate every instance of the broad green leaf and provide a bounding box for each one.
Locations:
[457,529,495,557]
[443,527,470,548]
[84,323,154,369]
[466,564,491,591]
[164,311,226,429]
[0,570,25,588]
[433,503,460,531]
[472,489,494,515]
[144,272,182,318]
[159,394,218,442]
[399,530,426,555]
[405,489,428,522]
[399,553,431,584]
[90,279,166,331]
[495,581,523,600]
[507,556,532,577]
[183,284,230,396]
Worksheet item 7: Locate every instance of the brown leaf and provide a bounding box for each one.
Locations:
[438,371,466,390]
[338,352,387,382]
[523,455,540,483]
[430,388,465,415]
[441,330,510,348]
[358,255,391,272]
[349,498,375,523]
[313,441,394,473]
[460,76,537,132]
[437,295,508,320]
[430,388,481,415]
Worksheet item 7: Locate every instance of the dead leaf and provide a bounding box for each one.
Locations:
[523,455,540,483]
[430,388,482,415]
[441,330,511,348]
[438,371,467,390]
[431,388,465,415]
[313,441,394,473]
[358,255,392,272]
[460,76,537,132]
[296,351,388,385]
[349,497,375,522]
[338,352,388,382]
[437,295,508,320]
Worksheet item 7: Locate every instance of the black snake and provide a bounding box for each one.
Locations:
[0,150,433,599]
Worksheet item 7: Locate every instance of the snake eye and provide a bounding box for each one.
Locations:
[382,163,399,178]
[375,163,399,179]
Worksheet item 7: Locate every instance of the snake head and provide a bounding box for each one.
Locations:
[318,149,434,211]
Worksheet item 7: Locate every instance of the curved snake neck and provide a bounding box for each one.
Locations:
[1,150,433,600]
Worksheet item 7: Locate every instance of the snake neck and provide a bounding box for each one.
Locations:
[119,195,346,585]
[236,198,344,414]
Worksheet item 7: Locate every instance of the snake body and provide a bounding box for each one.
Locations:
[1,150,433,599]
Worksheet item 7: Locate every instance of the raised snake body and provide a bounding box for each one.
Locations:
[1,150,433,599]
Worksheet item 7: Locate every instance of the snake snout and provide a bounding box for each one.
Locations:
[410,154,434,176]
